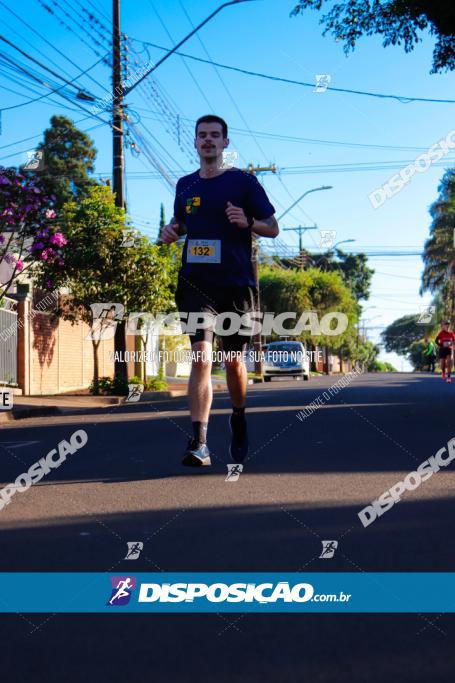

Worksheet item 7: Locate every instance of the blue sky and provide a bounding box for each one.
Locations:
[1,0,455,369]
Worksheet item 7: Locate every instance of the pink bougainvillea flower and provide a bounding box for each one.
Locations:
[49,232,67,247]
[41,248,56,262]
[45,209,57,219]
[15,260,24,271]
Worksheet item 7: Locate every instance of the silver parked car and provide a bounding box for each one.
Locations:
[263,341,310,382]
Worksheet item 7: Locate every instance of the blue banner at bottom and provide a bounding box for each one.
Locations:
[0,573,454,613]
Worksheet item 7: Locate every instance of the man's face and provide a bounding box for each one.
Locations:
[195,122,228,162]
[443,323,449,331]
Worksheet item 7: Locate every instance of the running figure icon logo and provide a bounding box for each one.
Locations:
[24,149,44,171]
[221,150,239,169]
[124,542,143,560]
[120,229,141,248]
[319,230,337,248]
[314,75,331,93]
[225,464,243,481]
[319,540,338,559]
[86,303,124,341]
[107,576,137,606]
[126,384,144,403]
[417,305,435,324]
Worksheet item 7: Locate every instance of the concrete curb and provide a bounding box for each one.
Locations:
[0,384,230,422]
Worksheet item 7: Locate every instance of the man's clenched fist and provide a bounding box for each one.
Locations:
[226,201,249,229]
[161,219,180,244]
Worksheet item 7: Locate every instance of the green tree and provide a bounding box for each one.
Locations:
[22,115,97,210]
[311,249,374,301]
[421,169,455,321]
[408,339,428,370]
[259,265,359,351]
[368,359,397,372]
[291,1,455,73]
[34,185,178,392]
[381,314,434,355]
[158,203,166,241]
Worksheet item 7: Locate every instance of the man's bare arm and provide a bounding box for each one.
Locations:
[251,215,279,238]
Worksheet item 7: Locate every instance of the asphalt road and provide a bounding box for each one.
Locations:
[1,372,454,682]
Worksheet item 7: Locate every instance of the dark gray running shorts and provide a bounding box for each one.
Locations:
[175,278,257,352]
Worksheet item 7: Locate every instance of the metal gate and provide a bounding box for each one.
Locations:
[0,299,17,384]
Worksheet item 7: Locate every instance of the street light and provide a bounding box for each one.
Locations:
[312,238,355,266]
[124,0,255,96]
[333,239,356,250]
[277,185,333,222]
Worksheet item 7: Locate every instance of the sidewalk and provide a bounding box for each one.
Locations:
[0,378,228,423]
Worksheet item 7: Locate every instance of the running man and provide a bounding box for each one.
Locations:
[422,336,436,372]
[161,114,278,466]
[109,577,133,605]
[435,321,455,383]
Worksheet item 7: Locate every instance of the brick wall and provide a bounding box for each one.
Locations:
[29,311,115,395]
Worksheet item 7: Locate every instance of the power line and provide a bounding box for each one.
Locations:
[0,70,94,119]
[0,51,70,93]
[0,51,114,128]
[0,34,98,101]
[0,115,94,150]
[59,0,110,49]
[132,38,455,105]
[84,153,455,178]
[1,16,82,84]
[0,121,104,162]
[84,0,111,25]
[37,0,108,61]
[129,110,442,154]
[146,0,214,111]
[0,0,110,94]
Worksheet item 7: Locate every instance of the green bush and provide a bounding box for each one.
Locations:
[91,374,167,395]
[90,375,130,396]
[145,376,168,392]
[128,375,144,385]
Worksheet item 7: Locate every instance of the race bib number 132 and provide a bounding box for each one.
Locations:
[187,239,221,263]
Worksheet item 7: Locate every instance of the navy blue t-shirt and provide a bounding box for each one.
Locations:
[174,168,275,287]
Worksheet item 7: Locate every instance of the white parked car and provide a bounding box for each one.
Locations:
[263,341,310,382]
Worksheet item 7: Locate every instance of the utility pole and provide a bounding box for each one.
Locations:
[242,164,277,378]
[112,0,124,210]
[282,225,317,269]
[112,0,127,383]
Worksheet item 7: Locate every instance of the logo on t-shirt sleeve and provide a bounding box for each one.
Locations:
[186,197,201,214]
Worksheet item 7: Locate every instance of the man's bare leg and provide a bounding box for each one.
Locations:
[225,356,247,408]
[188,340,213,422]
[225,354,249,462]
[181,340,213,467]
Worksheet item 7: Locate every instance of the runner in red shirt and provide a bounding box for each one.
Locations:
[435,321,455,383]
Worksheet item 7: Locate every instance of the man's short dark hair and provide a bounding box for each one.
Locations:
[195,115,228,138]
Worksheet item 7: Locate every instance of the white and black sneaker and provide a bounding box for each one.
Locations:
[229,413,249,463]
[182,439,211,467]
